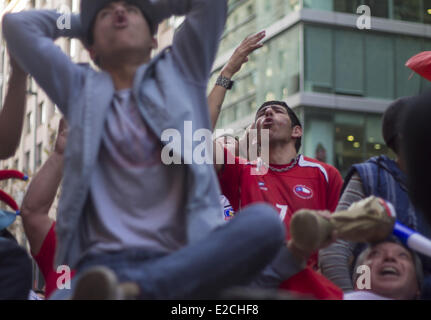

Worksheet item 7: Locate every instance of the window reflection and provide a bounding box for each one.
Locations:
[304,108,394,177]
[306,0,429,24]
[304,25,427,100]
[393,0,421,22]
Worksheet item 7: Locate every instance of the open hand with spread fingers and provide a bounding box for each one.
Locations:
[221,31,266,78]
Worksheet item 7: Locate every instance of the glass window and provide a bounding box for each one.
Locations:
[335,30,364,96]
[423,0,431,24]
[304,0,334,11]
[257,0,301,29]
[304,26,333,93]
[224,106,236,124]
[333,0,359,14]
[395,35,422,97]
[363,0,389,18]
[393,0,422,23]
[24,151,30,174]
[258,25,300,101]
[280,25,300,96]
[248,98,257,114]
[219,0,257,55]
[36,143,42,168]
[334,112,366,176]
[303,109,335,165]
[304,109,396,177]
[304,0,428,23]
[26,112,32,134]
[333,0,389,18]
[37,102,45,126]
[365,115,392,159]
[236,100,250,120]
[365,34,395,99]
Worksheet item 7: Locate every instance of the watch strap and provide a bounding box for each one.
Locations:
[216,75,234,90]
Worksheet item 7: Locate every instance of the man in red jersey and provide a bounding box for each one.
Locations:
[216,101,343,271]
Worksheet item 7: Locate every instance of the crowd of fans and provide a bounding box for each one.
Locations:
[0,0,430,300]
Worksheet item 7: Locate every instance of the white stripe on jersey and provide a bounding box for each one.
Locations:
[298,155,329,183]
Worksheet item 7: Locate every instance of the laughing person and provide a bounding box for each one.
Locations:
[346,239,423,300]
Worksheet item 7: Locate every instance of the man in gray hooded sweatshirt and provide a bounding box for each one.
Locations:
[3,0,286,299]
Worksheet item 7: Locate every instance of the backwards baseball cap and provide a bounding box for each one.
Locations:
[255,101,302,152]
[80,0,158,46]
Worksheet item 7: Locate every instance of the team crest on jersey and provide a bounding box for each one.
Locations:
[224,206,235,221]
[293,185,313,199]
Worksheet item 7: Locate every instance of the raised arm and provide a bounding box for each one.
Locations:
[208,32,265,129]
[0,58,27,159]
[160,0,228,83]
[2,10,85,115]
[20,119,67,256]
[319,173,366,291]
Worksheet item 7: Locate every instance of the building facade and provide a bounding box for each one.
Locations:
[211,0,431,176]
[0,0,182,291]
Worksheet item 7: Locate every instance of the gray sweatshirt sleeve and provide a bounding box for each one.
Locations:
[249,246,306,289]
[2,10,85,115]
[319,173,365,291]
[150,0,227,83]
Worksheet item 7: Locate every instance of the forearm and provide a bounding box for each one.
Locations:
[319,172,366,291]
[319,240,356,291]
[3,10,82,66]
[170,0,227,82]
[2,10,84,111]
[151,0,227,24]
[0,71,27,159]
[208,65,236,129]
[21,152,64,216]
[208,86,227,130]
[336,173,366,211]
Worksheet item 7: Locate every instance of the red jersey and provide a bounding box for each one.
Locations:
[32,222,75,298]
[280,267,343,300]
[218,149,343,268]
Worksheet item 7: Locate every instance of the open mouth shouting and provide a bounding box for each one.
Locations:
[378,264,401,279]
[114,13,128,28]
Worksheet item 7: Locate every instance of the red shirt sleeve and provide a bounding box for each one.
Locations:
[32,221,75,298]
[32,222,57,284]
[280,267,343,300]
[32,222,59,297]
[325,164,343,212]
[217,147,246,212]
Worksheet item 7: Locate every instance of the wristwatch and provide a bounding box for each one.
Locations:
[216,75,234,90]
